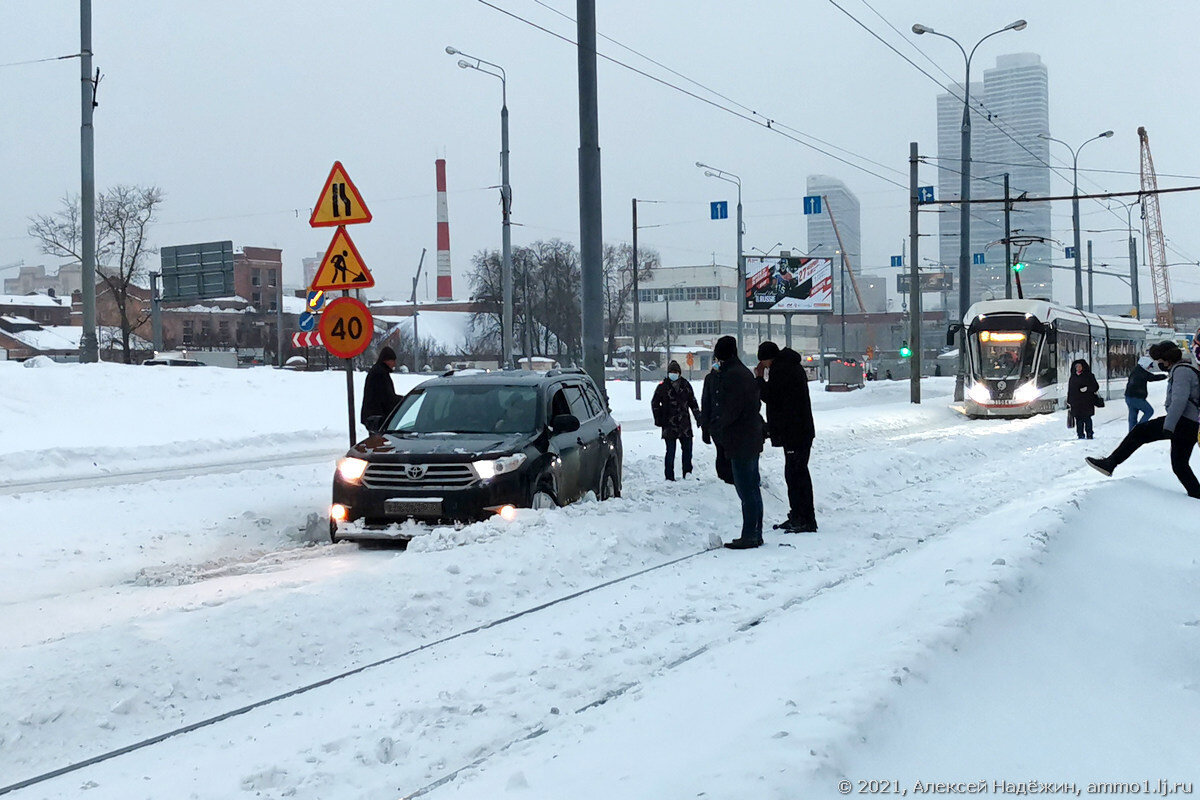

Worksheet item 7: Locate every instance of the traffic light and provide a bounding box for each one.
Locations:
[899,341,912,358]
[1012,261,1026,272]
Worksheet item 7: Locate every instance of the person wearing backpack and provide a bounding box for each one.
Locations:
[1086,341,1200,498]
[1066,359,1101,439]
[1124,355,1167,431]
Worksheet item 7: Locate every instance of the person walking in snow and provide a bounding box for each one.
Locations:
[1066,359,1101,440]
[651,360,701,481]
[707,336,764,549]
[699,361,734,485]
[755,341,818,533]
[1086,340,1200,499]
[1124,355,1167,431]
[361,346,400,436]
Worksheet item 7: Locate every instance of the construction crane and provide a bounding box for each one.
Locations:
[1138,126,1174,327]
[822,198,866,312]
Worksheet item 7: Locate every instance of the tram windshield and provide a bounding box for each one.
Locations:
[972,329,1042,381]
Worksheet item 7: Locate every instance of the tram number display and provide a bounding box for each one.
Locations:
[318,296,374,359]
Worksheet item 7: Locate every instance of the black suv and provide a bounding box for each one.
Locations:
[330,369,623,542]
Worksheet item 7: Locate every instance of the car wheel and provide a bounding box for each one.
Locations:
[598,459,620,501]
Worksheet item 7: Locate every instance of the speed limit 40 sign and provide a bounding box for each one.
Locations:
[318,296,373,359]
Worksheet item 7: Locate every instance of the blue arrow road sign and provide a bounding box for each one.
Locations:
[710,201,728,220]
[803,195,823,215]
[891,256,903,267]
[306,289,326,311]
[917,186,935,204]
[973,253,985,265]
[1065,246,1077,259]
[299,311,316,332]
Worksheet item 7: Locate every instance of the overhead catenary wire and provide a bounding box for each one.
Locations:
[0,52,83,69]
[474,0,907,190]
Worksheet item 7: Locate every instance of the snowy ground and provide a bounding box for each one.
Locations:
[1,362,1198,799]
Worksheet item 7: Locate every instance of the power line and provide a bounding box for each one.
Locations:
[475,0,907,189]
[0,52,82,69]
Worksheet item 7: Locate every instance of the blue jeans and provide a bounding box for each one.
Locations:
[1125,396,1153,431]
[728,456,764,544]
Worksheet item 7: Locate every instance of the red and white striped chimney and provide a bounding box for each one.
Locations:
[435,159,453,301]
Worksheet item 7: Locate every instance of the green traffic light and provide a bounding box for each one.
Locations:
[899,343,912,358]
[1012,262,1026,273]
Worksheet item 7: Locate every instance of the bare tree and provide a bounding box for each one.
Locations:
[29,185,165,363]
[603,242,658,364]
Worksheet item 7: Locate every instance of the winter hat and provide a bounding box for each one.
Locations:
[1148,341,1182,364]
[667,360,682,374]
[1137,356,1154,370]
[378,346,397,362]
[757,341,780,361]
[713,335,738,362]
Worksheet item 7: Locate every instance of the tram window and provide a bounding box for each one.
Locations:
[975,330,1039,380]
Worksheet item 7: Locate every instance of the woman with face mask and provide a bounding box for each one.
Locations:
[651,360,701,480]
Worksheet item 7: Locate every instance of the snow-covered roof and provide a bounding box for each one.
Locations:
[2,324,152,353]
[0,294,67,308]
[382,310,472,353]
[0,314,39,327]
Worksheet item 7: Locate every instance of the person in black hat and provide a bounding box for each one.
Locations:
[651,360,701,480]
[707,335,765,549]
[361,346,400,435]
[756,340,817,532]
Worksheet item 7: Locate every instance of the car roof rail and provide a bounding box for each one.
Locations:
[441,368,456,377]
[545,367,587,378]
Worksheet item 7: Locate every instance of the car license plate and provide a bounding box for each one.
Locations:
[385,498,443,517]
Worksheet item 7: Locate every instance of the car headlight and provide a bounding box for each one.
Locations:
[473,453,527,481]
[968,381,991,405]
[337,457,369,483]
[1013,380,1039,404]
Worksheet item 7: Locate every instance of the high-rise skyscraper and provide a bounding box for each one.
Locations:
[937,53,1051,305]
[806,175,861,313]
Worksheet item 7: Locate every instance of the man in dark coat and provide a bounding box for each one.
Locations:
[651,360,701,480]
[707,336,764,549]
[698,364,734,485]
[360,346,400,435]
[756,341,817,532]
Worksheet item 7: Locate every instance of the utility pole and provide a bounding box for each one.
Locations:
[909,142,921,404]
[149,271,163,351]
[1003,173,1013,300]
[663,291,671,367]
[632,198,642,399]
[276,273,284,367]
[839,249,847,355]
[410,248,426,372]
[79,0,99,363]
[784,314,792,349]
[1129,229,1140,318]
[1087,239,1094,313]
[576,0,605,395]
[500,94,513,369]
[736,191,744,356]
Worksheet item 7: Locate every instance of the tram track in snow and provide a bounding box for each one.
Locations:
[1,407,1093,797]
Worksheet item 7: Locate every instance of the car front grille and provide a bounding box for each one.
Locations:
[361,462,477,489]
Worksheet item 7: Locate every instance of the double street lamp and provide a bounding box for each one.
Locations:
[447,45,514,368]
[696,162,744,355]
[912,18,1026,402]
[1038,130,1114,310]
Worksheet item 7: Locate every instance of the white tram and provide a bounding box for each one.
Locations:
[959,299,1147,418]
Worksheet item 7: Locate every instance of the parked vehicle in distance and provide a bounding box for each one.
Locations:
[142,357,204,367]
[330,369,623,543]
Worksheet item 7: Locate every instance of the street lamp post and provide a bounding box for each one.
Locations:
[913,18,1026,402]
[1039,130,1114,311]
[448,46,514,368]
[697,162,743,356]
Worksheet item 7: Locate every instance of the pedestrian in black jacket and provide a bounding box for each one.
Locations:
[698,364,734,485]
[1124,355,1166,431]
[361,346,400,435]
[1066,359,1100,439]
[708,336,764,550]
[651,360,701,480]
[756,341,817,532]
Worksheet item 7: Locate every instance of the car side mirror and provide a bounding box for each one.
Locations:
[946,322,963,347]
[550,414,580,433]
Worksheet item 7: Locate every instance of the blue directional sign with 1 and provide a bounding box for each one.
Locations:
[299,311,317,332]
[890,256,903,267]
[803,196,823,215]
[1065,247,1077,259]
[973,253,985,265]
[710,201,728,220]
[918,186,935,204]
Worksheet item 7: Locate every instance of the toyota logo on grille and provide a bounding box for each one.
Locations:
[405,464,428,480]
[997,380,1008,391]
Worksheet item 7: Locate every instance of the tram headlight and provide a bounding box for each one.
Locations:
[1013,380,1040,404]
[968,381,992,405]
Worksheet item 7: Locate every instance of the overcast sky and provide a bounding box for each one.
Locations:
[4,1,1200,309]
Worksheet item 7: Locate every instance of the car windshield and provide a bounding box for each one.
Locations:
[972,329,1041,381]
[386,384,539,435]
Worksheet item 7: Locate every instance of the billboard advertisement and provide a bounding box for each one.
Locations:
[896,270,955,293]
[744,255,833,313]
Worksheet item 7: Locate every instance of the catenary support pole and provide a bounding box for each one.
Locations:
[149,272,163,351]
[909,142,921,404]
[1004,173,1013,300]
[501,99,513,368]
[736,188,744,356]
[576,0,605,396]
[79,0,98,363]
[1129,232,1140,318]
[632,198,641,399]
[1087,239,1094,313]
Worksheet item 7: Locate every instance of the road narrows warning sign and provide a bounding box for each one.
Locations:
[310,226,375,291]
[309,161,372,227]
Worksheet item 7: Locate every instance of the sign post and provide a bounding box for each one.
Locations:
[308,161,375,446]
